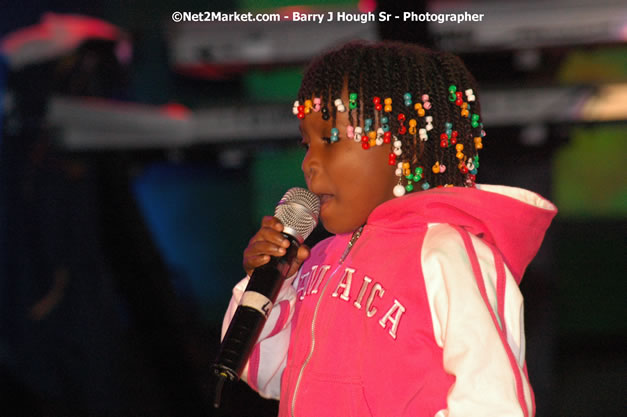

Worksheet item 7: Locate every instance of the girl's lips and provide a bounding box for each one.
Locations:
[318,194,334,208]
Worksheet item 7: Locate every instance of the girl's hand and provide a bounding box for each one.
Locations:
[243,216,311,278]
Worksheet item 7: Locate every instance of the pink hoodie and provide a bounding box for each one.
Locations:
[223,184,557,417]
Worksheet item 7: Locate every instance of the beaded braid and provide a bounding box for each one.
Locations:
[429,52,456,185]
[329,52,343,127]
[433,51,482,186]
[411,52,426,165]
[347,47,365,129]
[366,46,381,130]
[400,51,419,166]
[297,40,484,192]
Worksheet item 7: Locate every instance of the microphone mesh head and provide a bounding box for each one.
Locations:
[274,187,320,243]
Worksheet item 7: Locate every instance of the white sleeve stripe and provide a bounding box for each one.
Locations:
[422,223,534,417]
[452,225,530,417]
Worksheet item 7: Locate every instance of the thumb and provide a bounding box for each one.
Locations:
[288,244,310,277]
[296,244,310,264]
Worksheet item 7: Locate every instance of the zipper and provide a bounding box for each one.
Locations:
[290,226,364,417]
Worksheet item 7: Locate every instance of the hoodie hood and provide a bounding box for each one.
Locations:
[367,184,557,282]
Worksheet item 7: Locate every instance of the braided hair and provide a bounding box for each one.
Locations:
[297,40,484,190]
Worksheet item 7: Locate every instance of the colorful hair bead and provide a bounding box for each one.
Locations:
[373,96,382,112]
[376,128,384,146]
[474,136,483,149]
[383,131,392,144]
[364,118,373,133]
[419,128,428,141]
[448,85,457,102]
[422,94,431,110]
[292,100,300,116]
[465,89,475,102]
[297,104,305,119]
[366,130,377,148]
[466,159,478,175]
[395,162,403,176]
[398,113,407,135]
[392,137,402,159]
[361,134,369,149]
[471,114,480,128]
[425,115,433,131]
[454,92,463,106]
[432,161,441,174]
[313,97,321,112]
[346,125,354,139]
[409,119,417,135]
[455,143,464,160]
[421,182,430,190]
[412,166,424,182]
[384,97,392,113]
[402,161,411,176]
[349,93,357,110]
[330,127,339,143]
[404,92,412,107]
[381,116,390,132]
[304,99,313,114]
[414,102,425,117]
[334,98,346,113]
[393,183,406,197]
[354,126,363,142]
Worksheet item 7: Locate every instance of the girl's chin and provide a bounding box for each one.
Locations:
[319,216,341,235]
[319,216,359,236]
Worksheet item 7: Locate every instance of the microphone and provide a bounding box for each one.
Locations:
[212,187,320,407]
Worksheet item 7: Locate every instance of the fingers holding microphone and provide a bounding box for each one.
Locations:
[243,216,310,278]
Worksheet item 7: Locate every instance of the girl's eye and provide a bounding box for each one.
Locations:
[299,137,333,149]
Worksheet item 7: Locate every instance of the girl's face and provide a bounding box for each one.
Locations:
[300,91,398,235]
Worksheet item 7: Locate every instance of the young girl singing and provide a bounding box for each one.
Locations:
[222,41,557,417]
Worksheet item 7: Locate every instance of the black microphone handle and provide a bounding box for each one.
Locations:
[213,233,300,381]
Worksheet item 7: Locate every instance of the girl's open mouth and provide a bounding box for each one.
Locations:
[319,194,334,209]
